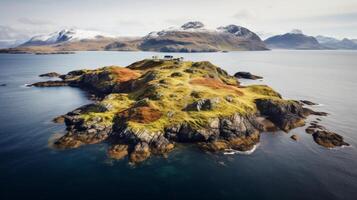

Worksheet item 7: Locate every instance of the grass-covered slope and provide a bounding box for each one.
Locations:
[65,59,280,133]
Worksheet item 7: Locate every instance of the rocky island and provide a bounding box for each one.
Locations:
[31,58,349,163]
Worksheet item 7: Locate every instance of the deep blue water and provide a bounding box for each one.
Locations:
[0,51,357,200]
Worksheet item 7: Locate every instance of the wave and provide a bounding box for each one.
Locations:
[223,143,259,155]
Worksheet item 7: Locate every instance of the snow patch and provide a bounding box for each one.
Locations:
[24,29,115,45]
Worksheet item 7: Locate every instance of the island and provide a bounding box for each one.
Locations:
[31,57,349,163]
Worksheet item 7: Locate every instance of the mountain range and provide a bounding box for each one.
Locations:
[1,23,357,53]
[265,30,357,50]
[0,21,267,53]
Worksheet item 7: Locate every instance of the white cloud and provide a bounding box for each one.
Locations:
[18,18,54,26]
[0,0,357,39]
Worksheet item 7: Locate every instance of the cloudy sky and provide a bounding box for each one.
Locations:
[1,0,357,42]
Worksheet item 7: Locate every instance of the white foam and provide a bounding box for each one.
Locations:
[223,143,259,155]
[22,84,31,88]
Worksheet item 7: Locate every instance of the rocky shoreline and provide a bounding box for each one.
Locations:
[31,58,349,163]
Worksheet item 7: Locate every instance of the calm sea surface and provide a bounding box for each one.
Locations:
[0,50,356,200]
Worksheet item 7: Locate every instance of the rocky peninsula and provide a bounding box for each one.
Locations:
[31,58,349,163]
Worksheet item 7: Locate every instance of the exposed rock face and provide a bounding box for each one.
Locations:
[184,98,220,111]
[54,103,112,148]
[234,72,263,80]
[130,142,151,163]
[255,99,309,131]
[30,59,344,164]
[39,72,61,77]
[181,21,205,30]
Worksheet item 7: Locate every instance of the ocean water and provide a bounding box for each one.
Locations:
[0,50,356,200]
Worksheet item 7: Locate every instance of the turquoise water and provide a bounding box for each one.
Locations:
[0,51,356,199]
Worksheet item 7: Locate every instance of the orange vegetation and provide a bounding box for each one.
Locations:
[120,106,162,123]
[190,77,244,95]
[111,68,141,82]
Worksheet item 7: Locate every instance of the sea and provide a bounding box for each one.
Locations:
[0,50,356,200]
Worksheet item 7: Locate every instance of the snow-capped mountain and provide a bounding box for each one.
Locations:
[4,21,267,53]
[217,25,261,40]
[21,29,115,46]
[316,35,357,49]
[141,21,267,52]
[146,22,259,40]
[145,21,210,39]
[315,35,340,44]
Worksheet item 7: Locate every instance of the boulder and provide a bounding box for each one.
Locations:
[290,134,299,141]
[108,144,129,160]
[234,72,263,80]
[130,142,151,163]
[39,72,61,77]
[300,100,318,106]
[313,130,349,148]
[53,115,65,124]
[184,98,220,111]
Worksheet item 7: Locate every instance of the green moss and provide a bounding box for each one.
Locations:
[74,59,286,134]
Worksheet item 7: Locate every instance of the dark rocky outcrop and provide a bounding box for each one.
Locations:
[54,103,112,148]
[255,99,310,131]
[313,130,349,148]
[234,72,263,80]
[290,134,299,141]
[53,115,65,123]
[107,144,129,160]
[300,100,318,106]
[39,72,61,77]
[30,81,68,87]
[305,121,349,148]
[184,98,220,111]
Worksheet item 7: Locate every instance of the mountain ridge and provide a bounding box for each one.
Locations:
[264,30,324,50]
[1,21,268,53]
